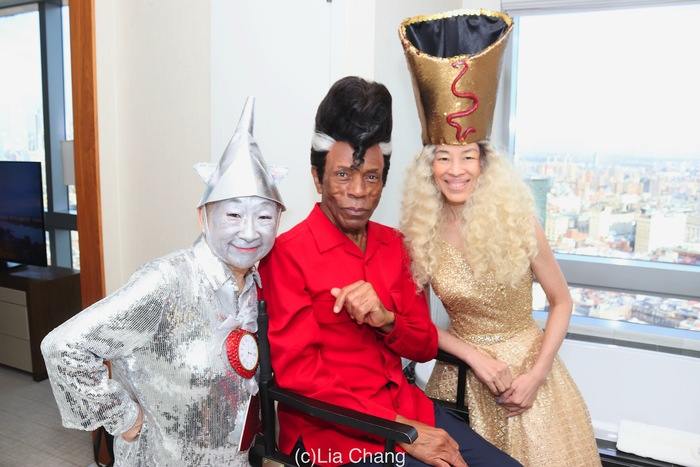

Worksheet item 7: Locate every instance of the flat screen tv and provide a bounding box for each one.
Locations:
[0,161,48,269]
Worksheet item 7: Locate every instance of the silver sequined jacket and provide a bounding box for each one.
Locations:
[41,236,258,466]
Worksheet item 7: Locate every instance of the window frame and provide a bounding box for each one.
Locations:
[499,0,700,346]
[0,0,77,268]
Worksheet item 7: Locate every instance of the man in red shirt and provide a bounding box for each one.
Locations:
[258,76,520,467]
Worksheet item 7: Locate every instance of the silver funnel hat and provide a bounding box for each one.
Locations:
[196,96,286,210]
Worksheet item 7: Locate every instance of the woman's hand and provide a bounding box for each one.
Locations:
[121,405,143,442]
[468,350,513,396]
[497,370,546,417]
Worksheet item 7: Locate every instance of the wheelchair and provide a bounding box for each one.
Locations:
[248,300,469,467]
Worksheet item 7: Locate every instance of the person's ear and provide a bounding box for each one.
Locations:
[311,166,323,195]
[274,206,282,232]
[197,206,206,232]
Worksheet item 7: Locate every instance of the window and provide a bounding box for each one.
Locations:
[0,1,77,269]
[503,1,700,345]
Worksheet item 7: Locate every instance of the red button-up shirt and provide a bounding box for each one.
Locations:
[258,204,438,466]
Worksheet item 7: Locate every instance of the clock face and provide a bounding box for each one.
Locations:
[225,329,259,379]
[238,333,259,371]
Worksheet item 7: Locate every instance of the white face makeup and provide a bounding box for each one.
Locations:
[204,196,280,272]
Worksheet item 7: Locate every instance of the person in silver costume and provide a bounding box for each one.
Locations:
[41,96,285,466]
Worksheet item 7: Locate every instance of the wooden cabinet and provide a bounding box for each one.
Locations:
[0,265,82,381]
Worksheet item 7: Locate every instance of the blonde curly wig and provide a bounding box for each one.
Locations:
[400,142,537,289]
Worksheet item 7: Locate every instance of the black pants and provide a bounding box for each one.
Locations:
[293,404,522,467]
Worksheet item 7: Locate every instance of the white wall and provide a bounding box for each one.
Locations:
[209,0,334,236]
[210,0,473,234]
[559,340,700,440]
[96,0,210,293]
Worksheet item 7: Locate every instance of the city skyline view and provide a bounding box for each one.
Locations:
[514,4,699,333]
[514,4,700,266]
[519,153,699,262]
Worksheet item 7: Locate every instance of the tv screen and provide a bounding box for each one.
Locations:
[0,161,48,268]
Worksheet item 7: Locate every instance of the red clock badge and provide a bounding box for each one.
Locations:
[225,329,259,379]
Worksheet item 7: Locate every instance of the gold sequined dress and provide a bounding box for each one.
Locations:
[425,241,600,466]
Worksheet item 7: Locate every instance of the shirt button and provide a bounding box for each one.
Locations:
[387,336,396,344]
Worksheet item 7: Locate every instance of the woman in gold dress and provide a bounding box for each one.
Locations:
[398,9,601,466]
[400,142,600,466]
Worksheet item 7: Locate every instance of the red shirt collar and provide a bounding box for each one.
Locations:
[305,203,395,258]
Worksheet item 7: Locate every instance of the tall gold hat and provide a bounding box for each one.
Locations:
[399,9,513,145]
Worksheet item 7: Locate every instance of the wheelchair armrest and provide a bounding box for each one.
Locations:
[436,349,464,366]
[268,385,418,445]
[433,349,470,420]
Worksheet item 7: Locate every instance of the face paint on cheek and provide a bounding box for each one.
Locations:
[256,221,278,256]
[204,198,281,270]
